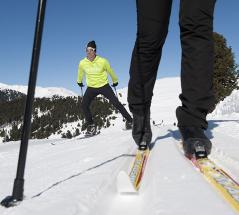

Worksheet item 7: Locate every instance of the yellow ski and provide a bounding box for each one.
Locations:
[117,149,150,194]
[191,157,239,213]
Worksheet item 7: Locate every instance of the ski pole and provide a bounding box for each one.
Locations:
[112,85,126,122]
[1,0,47,208]
[80,86,84,98]
[113,86,118,99]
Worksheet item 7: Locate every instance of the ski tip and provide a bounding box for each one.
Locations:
[117,171,138,195]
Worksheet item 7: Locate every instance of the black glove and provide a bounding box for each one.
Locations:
[77,82,84,87]
[112,82,118,87]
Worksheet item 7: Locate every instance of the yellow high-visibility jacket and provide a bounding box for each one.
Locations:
[77,55,118,88]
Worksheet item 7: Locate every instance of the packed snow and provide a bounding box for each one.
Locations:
[0,82,77,98]
[0,77,239,215]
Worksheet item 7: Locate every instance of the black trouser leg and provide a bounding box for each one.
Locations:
[128,0,173,115]
[100,85,132,122]
[176,0,216,129]
[82,87,97,123]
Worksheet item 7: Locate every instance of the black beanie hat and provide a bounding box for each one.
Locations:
[87,40,96,50]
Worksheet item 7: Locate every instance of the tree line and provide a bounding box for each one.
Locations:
[0,95,117,142]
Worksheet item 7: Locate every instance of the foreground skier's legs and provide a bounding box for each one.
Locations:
[177,0,216,157]
[128,0,173,149]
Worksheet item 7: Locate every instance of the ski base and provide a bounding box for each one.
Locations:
[117,148,150,194]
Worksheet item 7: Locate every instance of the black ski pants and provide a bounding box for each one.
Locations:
[128,0,216,129]
[82,84,132,123]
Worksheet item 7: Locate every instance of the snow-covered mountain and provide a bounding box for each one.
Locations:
[1,77,239,215]
[0,82,78,98]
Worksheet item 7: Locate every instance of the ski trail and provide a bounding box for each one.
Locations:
[1,125,238,215]
[0,128,136,215]
[169,125,239,184]
[95,126,236,215]
[209,130,239,183]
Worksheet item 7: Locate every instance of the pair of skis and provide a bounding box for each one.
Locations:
[117,141,239,213]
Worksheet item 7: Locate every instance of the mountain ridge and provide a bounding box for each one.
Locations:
[0,82,78,98]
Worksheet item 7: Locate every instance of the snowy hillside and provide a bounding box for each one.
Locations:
[117,77,181,125]
[1,77,239,215]
[210,89,239,116]
[0,82,77,98]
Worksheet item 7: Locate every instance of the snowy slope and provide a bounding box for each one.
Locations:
[117,77,181,125]
[0,82,77,98]
[1,77,239,215]
[210,89,239,116]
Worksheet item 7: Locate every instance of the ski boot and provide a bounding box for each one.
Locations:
[85,124,97,136]
[81,121,93,131]
[138,141,149,151]
[125,120,133,130]
[179,126,212,159]
[132,111,152,151]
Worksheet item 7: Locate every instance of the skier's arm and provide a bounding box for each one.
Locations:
[105,59,118,84]
[77,62,84,84]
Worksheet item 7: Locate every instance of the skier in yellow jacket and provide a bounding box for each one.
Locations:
[77,41,132,135]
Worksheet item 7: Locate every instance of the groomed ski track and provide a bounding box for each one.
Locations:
[95,126,237,215]
[1,124,238,215]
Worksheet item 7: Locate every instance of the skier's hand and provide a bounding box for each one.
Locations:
[77,82,84,87]
[112,82,118,87]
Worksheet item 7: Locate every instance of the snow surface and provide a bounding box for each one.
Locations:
[0,83,77,98]
[1,77,239,215]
